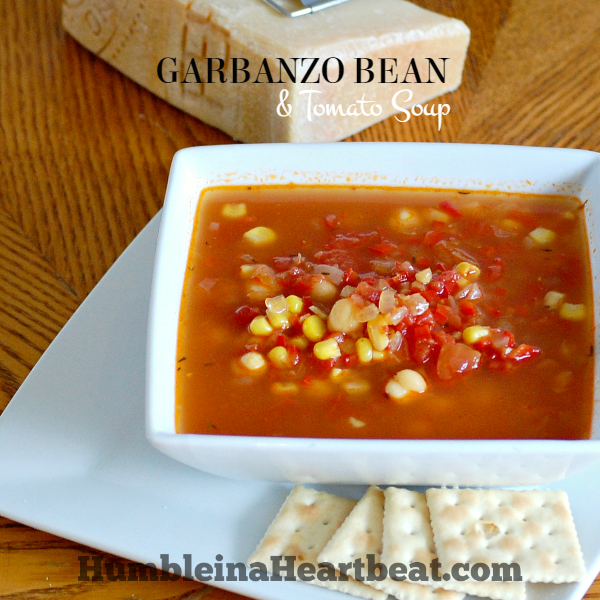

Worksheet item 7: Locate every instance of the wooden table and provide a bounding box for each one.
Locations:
[1,0,599,597]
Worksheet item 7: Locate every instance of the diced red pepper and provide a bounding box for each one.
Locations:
[356,281,381,304]
[292,276,313,296]
[411,337,436,364]
[342,354,359,367]
[369,242,397,256]
[439,200,462,218]
[509,344,541,362]
[504,330,516,347]
[234,305,261,327]
[487,258,504,281]
[459,300,477,316]
[488,306,502,318]
[343,268,361,287]
[287,345,301,366]
[421,289,438,304]
[423,230,444,247]
[434,305,452,325]
[414,324,433,340]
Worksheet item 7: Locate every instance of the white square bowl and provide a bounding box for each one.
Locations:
[146,142,600,486]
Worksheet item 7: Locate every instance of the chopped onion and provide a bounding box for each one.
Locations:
[199,278,218,291]
[371,260,396,275]
[356,302,380,323]
[379,289,396,314]
[265,294,288,313]
[439,240,478,264]
[492,226,514,238]
[386,305,409,325]
[374,278,393,291]
[313,263,344,285]
[404,293,429,316]
[456,282,483,301]
[248,264,276,284]
[398,261,416,273]
[389,330,403,352]
[340,285,356,298]
[309,305,329,320]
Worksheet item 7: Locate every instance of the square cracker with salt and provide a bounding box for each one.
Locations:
[426,487,586,584]
[319,485,464,600]
[383,487,526,600]
[247,485,386,600]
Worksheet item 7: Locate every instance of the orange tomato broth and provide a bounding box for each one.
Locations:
[176,185,594,439]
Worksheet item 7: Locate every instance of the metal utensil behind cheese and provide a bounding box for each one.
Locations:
[261,0,352,18]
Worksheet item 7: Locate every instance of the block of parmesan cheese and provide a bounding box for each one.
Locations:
[62,0,470,142]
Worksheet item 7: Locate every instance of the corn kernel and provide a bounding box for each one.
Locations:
[240,352,266,371]
[544,291,566,309]
[308,379,333,395]
[367,314,389,351]
[386,369,427,401]
[462,326,490,345]
[391,208,420,230]
[342,380,370,395]
[314,338,341,360]
[302,315,327,342]
[355,337,374,363]
[249,315,274,336]
[349,416,366,428]
[329,367,347,380]
[372,350,385,361]
[455,262,481,282]
[456,276,470,289]
[266,308,290,329]
[240,264,256,278]
[528,227,556,246]
[426,208,451,223]
[415,268,433,285]
[221,203,247,218]
[289,335,309,350]
[243,226,277,246]
[268,346,290,368]
[559,303,586,321]
[501,218,521,230]
[553,371,573,394]
[271,382,298,394]
[286,295,304,314]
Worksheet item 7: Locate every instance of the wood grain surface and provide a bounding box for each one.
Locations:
[1,0,600,597]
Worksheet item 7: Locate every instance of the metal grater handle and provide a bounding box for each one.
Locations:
[260,0,352,18]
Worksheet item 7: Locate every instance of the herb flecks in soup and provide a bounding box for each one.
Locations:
[177,186,594,440]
